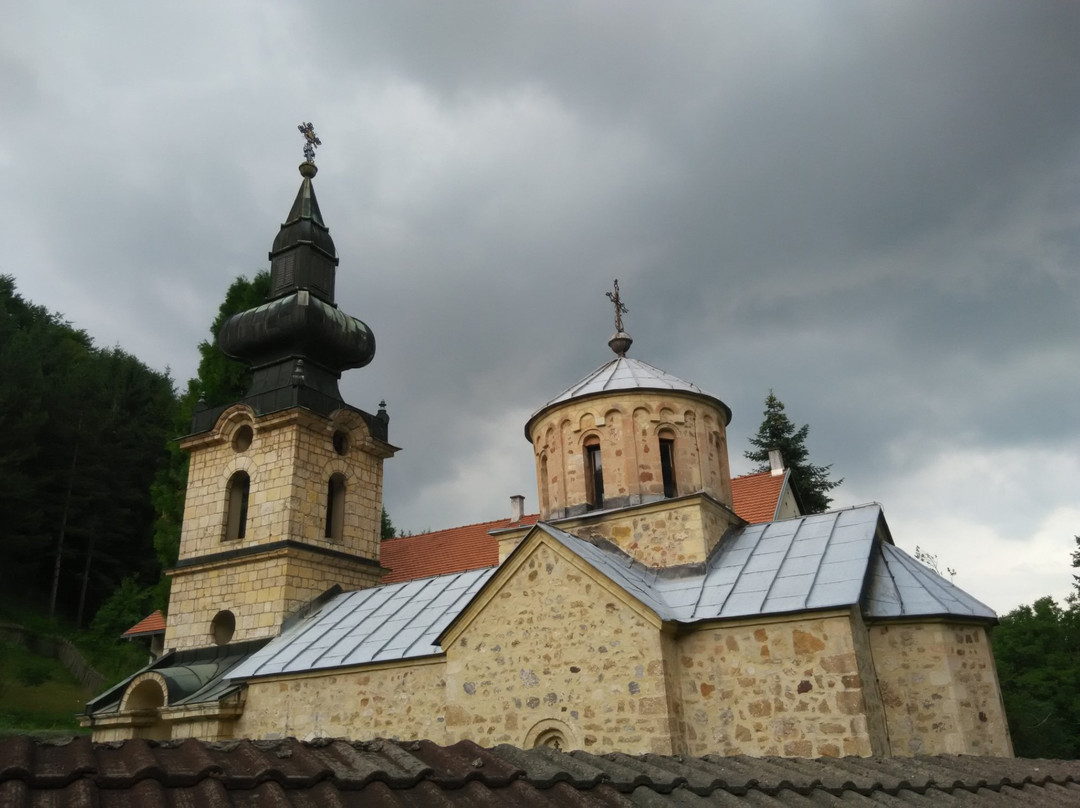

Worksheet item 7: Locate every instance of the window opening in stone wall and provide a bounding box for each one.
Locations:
[325,473,346,540]
[659,430,677,498]
[211,610,236,645]
[232,425,253,452]
[533,728,567,749]
[225,471,250,540]
[539,454,550,515]
[584,437,604,510]
[332,430,349,456]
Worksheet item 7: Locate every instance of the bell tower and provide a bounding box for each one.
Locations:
[164,126,397,652]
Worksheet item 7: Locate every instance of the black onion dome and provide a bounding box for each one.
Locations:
[218,291,375,371]
[190,160,383,436]
[268,162,339,304]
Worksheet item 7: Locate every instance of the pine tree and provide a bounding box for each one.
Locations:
[744,391,842,514]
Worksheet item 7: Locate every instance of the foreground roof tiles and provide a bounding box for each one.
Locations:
[1,736,1078,806]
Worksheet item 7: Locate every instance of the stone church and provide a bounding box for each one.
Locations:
[82,149,1012,758]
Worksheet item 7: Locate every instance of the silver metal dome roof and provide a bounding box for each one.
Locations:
[525,356,731,439]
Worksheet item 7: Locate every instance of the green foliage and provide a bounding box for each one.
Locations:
[744,391,842,514]
[0,276,176,625]
[991,596,1080,758]
[0,640,88,733]
[89,577,155,643]
[381,508,396,540]
[913,546,956,581]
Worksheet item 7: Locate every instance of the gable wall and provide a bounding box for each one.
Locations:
[869,622,1012,756]
[674,612,880,757]
[444,541,678,753]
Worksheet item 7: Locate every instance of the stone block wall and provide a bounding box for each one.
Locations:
[444,540,679,754]
[164,549,382,651]
[869,622,1012,756]
[673,612,884,757]
[528,392,733,525]
[235,660,448,742]
[178,406,387,563]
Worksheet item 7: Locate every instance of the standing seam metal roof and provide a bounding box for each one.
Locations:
[227,505,994,682]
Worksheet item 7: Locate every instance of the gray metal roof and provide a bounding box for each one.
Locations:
[525,356,731,436]
[229,567,495,680]
[535,504,995,623]
[227,505,994,682]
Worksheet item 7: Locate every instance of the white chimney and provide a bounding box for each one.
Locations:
[510,495,525,523]
[768,449,785,476]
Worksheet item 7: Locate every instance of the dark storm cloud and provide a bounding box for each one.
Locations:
[1,1,1077,610]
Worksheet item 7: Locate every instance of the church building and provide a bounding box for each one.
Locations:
[81,141,1012,758]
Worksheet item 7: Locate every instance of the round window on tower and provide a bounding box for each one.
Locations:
[332,430,349,456]
[211,610,236,645]
[232,425,253,452]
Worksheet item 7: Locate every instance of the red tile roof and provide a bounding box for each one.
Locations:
[380,515,538,584]
[122,609,166,638]
[380,474,785,584]
[730,471,787,524]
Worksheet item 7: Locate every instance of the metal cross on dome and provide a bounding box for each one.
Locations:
[606,279,629,333]
[298,122,322,163]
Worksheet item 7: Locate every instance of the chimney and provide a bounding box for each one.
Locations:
[510,495,525,523]
[768,449,785,476]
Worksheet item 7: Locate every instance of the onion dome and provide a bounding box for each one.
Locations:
[195,154,380,433]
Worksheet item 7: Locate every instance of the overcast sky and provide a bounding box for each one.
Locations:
[2,1,1078,614]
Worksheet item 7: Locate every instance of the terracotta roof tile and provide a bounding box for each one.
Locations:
[122,610,166,638]
[380,515,537,584]
[2,736,1078,806]
[379,474,785,585]
[730,471,786,524]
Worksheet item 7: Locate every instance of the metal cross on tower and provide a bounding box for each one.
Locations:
[606,279,629,333]
[298,122,322,163]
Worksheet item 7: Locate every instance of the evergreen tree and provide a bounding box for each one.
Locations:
[744,391,842,513]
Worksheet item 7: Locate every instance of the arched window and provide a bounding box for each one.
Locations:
[659,429,677,498]
[225,471,250,540]
[325,473,346,540]
[539,454,550,515]
[584,436,604,510]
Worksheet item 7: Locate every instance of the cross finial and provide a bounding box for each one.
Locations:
[298,122,322,164]
[606,279,629,333]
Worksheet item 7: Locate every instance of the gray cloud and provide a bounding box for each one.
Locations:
[1,0,1077,612]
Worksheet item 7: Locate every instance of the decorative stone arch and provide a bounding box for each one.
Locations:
[327,408,373,455]
[214,404,258,447]
[581,430,605,509]
[524,718,576,751]
[538,451,551,516]
[120,671,169,712]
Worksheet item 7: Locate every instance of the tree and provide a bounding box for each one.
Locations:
[1072,534,1079,593]
[744,391,842,513]
[381,508,396,540]
[991,596,1080,758]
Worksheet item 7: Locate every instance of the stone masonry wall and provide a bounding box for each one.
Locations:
[164,550,381,651]
[444,540,679,754]
[674,612,879,757]
[167,405,389,651]
[177,406,385,563]
[869,622,1012,756]
[234,660,447,742]
[529,392,732,523]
